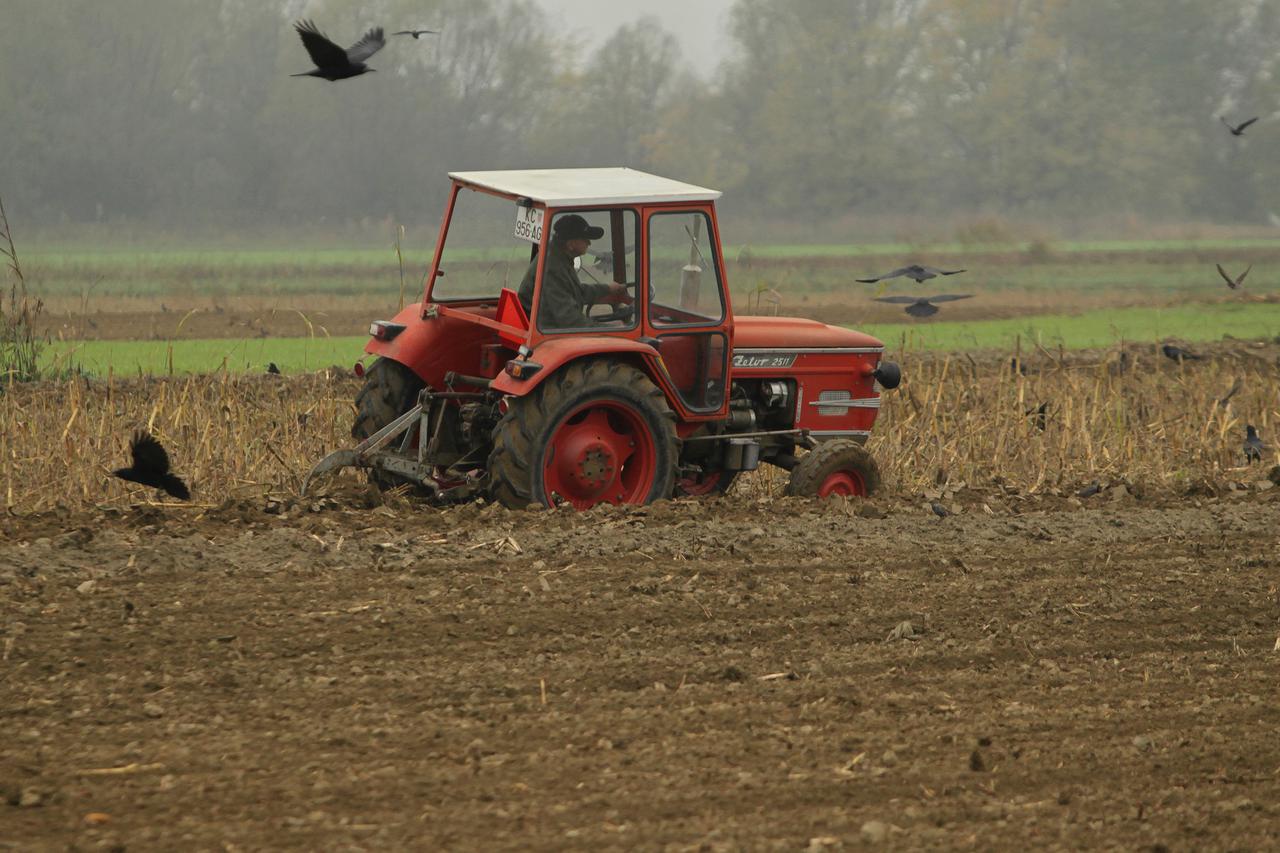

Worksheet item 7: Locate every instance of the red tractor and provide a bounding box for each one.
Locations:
[304,168,900,508]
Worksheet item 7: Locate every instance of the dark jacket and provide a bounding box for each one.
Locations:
[518,242,611,329]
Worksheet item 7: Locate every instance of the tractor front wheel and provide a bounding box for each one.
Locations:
[488,360,678,510]
[785,439,881,498]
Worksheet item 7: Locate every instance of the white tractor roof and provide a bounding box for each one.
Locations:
[448,167,722,207]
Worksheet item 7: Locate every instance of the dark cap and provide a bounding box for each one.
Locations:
[553,214,604,242]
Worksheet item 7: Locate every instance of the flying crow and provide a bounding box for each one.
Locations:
[1245,425,1265,463]
[1215,263,1251,290]
[857,265,966,284]
[874,294,973,318]
[589,246,632,276]
[113,431,190,500]
[393,29,440,39]
[292,20,386,81]
[1220,116,1259,137]
[1162,343,1203,362]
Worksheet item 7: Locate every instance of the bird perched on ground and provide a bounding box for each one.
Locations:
[1216,378,1243,409]
[291,20,386,81]
[1077,482,1101,499]
[1215,263,1251,290]
[1245,425,1265,463]
[1026,401,1049,431]
[1108,350,1131,376]
[1220,116,1259,137]
[1162,343,1203,362]
[874,294,973,318]
[266,362,281,375]
[113,431,190,500]
[930,501,950,519]
[393,28,439,39]
[857,264,966,284]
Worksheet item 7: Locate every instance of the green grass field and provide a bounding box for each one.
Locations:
[40,303,1280,376]
[22,237,1280,298]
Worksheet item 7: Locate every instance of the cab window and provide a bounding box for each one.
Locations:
[535,209,639,333]
[646,211,725,328]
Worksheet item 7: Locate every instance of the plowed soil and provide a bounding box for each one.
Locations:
[4,490,1280,851]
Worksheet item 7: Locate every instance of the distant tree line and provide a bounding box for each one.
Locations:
[2,0,1278,232]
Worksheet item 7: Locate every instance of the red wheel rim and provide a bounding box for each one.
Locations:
[818,470,867,498]
[543,401,657,509]
[678,471,725,497]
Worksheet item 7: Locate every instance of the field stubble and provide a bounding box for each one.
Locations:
[5,344,1280,849]
[3,342,1278,515]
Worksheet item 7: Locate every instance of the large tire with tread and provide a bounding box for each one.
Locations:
[785,439,881,498]
[351,358,424,490]
[488,360,678,509]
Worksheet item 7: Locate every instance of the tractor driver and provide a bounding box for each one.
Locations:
[518,214,629,328]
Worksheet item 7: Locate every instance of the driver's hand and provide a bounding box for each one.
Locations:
[603,282,632,304]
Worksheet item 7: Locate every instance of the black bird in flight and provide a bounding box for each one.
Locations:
[1162,343,1203,362]
[1245,425,1265,463]
[113,431,190,500]
[589,245,633,275]
[1215,263,1251,290]
[874,294,973,318]
[857,265,966,284]
[393,29,440,39]
[292,20,387,81]
[1220,116,1259,137]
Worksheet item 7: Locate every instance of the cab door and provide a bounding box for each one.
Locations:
[642,207,731,416]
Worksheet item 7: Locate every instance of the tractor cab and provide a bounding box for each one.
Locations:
[308,168,900,509]
[396,168,733,420]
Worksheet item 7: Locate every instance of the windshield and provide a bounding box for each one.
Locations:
[430,188,536,301]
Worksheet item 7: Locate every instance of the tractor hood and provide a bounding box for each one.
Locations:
[732,316,883,351]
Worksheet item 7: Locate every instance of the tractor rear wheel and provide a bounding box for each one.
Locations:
[488,360,678,510]
[785,439,881,498]
[351,358,424,491]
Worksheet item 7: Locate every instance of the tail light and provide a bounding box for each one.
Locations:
[369,321,406,341]
[504,359,543,380]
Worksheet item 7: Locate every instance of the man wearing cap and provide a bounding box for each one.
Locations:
[518,213,629,329]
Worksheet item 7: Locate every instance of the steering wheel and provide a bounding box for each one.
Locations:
[594,304,634,325]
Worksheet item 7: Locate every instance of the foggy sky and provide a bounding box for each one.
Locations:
[532,0,735,78]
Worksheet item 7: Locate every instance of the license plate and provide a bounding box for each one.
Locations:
[514,205,544,243]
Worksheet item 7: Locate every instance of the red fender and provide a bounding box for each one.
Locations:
[362,303,496,388]
[490,336,662,397]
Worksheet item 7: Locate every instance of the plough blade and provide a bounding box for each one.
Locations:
[300,402,425,495]
[301,450,360,495]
